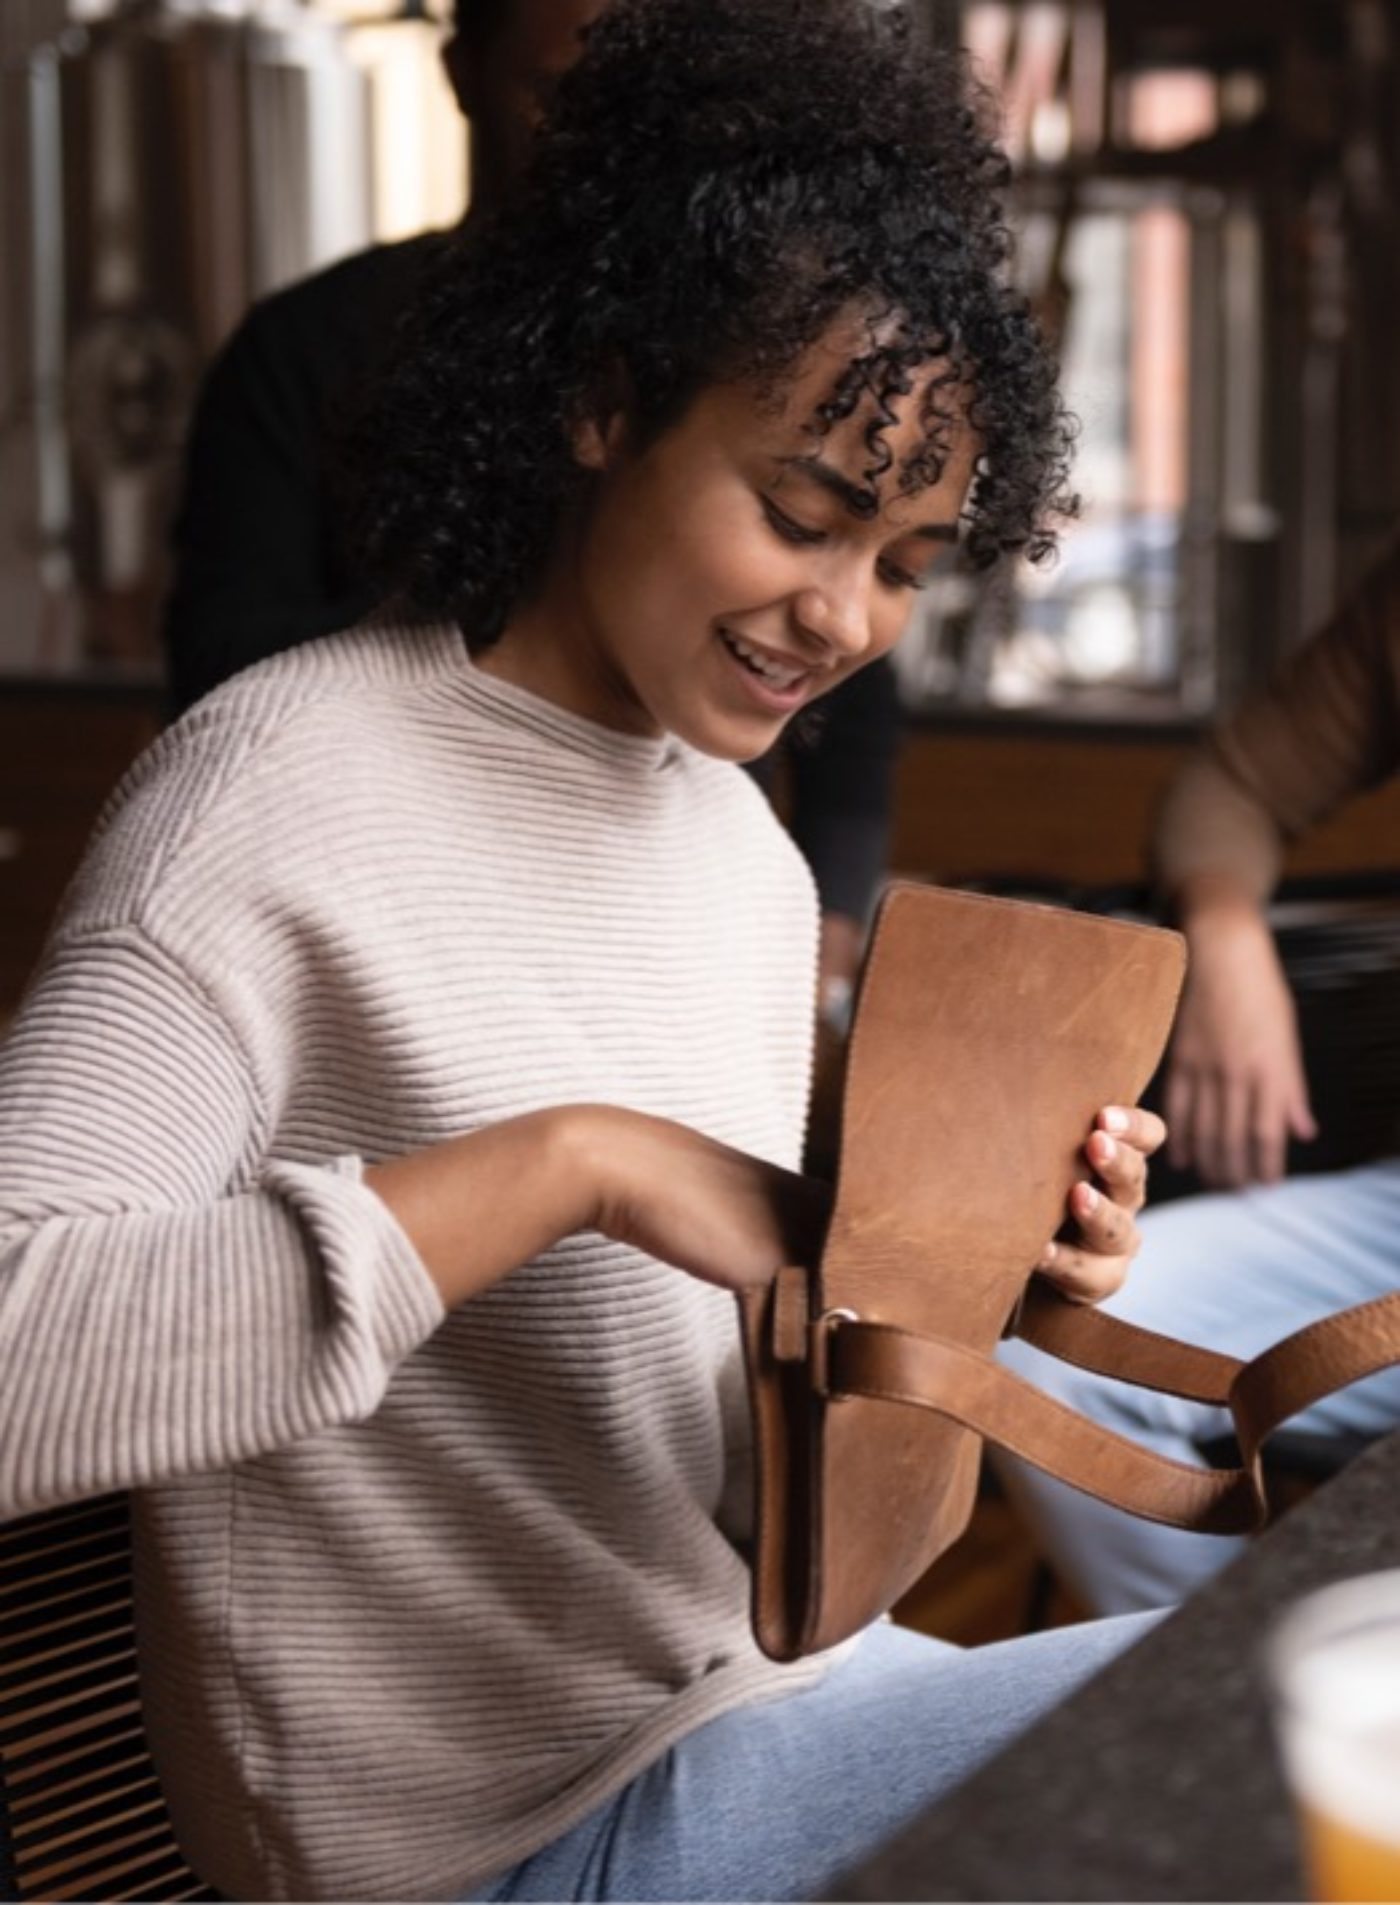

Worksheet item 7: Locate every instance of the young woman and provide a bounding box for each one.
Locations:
[0,1,1164,1898]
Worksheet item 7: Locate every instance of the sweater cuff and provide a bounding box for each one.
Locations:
[261,1155,446,1371]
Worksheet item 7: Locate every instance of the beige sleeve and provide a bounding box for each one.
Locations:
[1153,537,1400,906]
[0,925,444,1521]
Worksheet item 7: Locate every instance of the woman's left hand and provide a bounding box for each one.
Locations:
[1034,1105,1166,1306]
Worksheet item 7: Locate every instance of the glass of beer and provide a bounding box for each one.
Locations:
[1268,1571,1400,1903]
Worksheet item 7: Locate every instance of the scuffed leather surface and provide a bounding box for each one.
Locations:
[747,882,1186,1659]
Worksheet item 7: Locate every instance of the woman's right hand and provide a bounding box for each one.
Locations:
[583,1106,833,1293]
[367,1104,830,1311]
[1165,894,1316,1188]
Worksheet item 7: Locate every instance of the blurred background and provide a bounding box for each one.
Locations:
[4,0,1400,1008]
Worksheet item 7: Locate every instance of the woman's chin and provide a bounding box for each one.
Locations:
[676,710,790,764]
[646,684,792,763]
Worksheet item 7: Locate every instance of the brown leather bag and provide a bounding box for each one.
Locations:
[741,882,1400,1662]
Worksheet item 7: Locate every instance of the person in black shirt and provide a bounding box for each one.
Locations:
[163,0,904,1008]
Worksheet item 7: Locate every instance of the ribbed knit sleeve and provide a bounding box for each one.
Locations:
[0,925,444,1520]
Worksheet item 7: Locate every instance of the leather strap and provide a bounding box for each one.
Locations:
[824,1286,1400,1536]
[1229,1290,1400,1457]
[1015,1283,1242,1403]
[826,1319,1264,1533]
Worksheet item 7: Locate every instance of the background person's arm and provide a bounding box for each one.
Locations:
[163,301,350,714]
[1153,537,1400,1186]
[1161,870,1314,1186]
[162,240,434,714]
[783,660,902,1174]
[788,655,902,1011]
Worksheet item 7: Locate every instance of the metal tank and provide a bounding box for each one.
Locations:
[0,0,377,675]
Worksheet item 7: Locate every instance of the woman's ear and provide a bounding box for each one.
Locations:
[572,407,630,472]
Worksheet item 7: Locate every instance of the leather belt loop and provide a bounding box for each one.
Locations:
[772,1265,813,1364]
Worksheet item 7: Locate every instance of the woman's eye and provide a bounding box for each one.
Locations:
[877,559,929,593]
[761,497,827,547]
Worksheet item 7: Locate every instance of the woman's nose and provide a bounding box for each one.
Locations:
[791,575,872,661]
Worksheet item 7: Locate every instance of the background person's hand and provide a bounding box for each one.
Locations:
[1033,1106,1165,1306]
[587,1106,833,1293]
[1165,899,1316,1188]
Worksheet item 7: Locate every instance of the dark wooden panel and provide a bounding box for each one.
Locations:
[0,690,162,1015]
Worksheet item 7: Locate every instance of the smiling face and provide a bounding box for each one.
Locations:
[484,323,977,761]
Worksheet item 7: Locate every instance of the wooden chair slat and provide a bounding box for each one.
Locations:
[10,1772,163,1850]
[0,1499,209,1901]
[4,1716,148,1796]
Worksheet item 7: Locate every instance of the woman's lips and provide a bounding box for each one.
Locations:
[717,627,814,712]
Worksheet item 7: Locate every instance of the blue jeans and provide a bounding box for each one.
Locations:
[997,1159,1400,1615]
[470,1610,1155,1902]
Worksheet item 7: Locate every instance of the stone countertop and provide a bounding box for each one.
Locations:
[832,1430,1400,1901]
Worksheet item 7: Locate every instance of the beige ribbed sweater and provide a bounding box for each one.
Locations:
[0,624,830,1902]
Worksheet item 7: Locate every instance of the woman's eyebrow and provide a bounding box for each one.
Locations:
[779,456,961,541]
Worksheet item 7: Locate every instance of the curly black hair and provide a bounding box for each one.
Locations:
[361,0,1076,643]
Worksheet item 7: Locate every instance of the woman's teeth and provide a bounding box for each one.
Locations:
[721,630,806,691]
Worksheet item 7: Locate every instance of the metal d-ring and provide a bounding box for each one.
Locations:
[811,1306,859,1399]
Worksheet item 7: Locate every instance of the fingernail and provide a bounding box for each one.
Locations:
[1103,1108,1129,1133]
[1079,1185,1100,1213]
[1041,1241,1058,1264]
[1096,1135,1117,1164]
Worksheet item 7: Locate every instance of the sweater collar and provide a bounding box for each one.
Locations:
[452,633,680,775]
